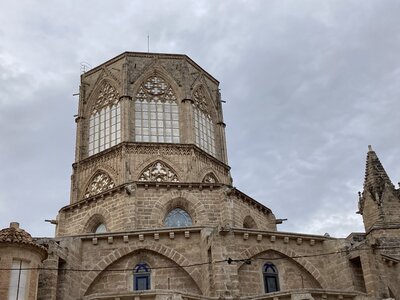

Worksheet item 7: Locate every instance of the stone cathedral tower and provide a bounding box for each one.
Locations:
[2,51,398,300]
[55,52,276,238]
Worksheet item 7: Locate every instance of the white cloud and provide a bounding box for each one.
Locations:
[0,0,399,237]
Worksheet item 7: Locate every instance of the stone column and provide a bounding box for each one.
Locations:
[182,98,195,144]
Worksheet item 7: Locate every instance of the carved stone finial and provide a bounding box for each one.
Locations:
[368,145,373,151]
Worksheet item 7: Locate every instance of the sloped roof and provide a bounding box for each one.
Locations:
[0,222,47,253]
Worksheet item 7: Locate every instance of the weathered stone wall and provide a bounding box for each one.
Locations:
[70,143,231,205]
[238,250,320,295]
[57,184,276,237]
[86,249,201,296]
[37,237,82,300]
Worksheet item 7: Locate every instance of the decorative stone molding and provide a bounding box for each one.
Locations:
[92,82,119,113]
[139,161,179,182]
[127,144,192,156]
[193,85,208,112]
[84,171,116,198]
[75,147,122,172]
[136,75,177,103]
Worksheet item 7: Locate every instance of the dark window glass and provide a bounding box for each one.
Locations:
[263,263,280,293]
[133,263,150,291]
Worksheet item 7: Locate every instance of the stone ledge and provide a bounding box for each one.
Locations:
[82,289,363,300]
[72,226,205,241]
[230,228,331,242]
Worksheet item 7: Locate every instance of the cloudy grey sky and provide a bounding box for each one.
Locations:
[0,0,399,238]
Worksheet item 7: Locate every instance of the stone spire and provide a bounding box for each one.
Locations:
[363,145,394,202]
[359,146,400,232]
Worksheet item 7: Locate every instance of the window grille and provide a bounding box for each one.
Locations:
[135,75,179,143]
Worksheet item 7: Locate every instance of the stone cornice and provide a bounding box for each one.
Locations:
[82,289,362,300]
[76,226,204,241]
[230,227,331,242]
[60,182,273,219]
[229,187,272,215]
[61,182,225,213]
[73,142,231,172]
[366,224,400,235]
[82,51,220,85]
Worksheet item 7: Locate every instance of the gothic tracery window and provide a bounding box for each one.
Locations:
[263,263,280,293]
[164,208,193,227]
[138,161,179,182]
[135,75,180,143]
[88,82,121,156]
[193,86,215,156]
[84,171,115,198]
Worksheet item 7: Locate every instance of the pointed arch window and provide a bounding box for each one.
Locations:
[135,75,180,143]
[192,86,215,156]
[88,82,121,156]
[133,263,151,291]
[263,263,280,293]
[164,208,193,227]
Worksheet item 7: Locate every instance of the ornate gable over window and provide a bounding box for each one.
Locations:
[136,75,177,103]
[93,82,119,113]
[139,161,179,182]
[84,171,115,198]
[193,86,208,113]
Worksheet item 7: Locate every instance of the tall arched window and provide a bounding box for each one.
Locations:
[192,86,215,156]
[164,208,193,227]
[263,263,280,293]
[135,75,180,143]
[88,82,121,156]
[133,263,151,291]
[9,260,29,300]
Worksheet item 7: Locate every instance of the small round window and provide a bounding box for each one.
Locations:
[164,208,193,227]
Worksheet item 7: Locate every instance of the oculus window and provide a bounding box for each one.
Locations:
[135,75,180,143]
[263,263,280,293]
[164,208,193,227]
[133,263,151,291]
[88,82,121,156]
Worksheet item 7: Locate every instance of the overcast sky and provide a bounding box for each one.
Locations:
[0,0,399,238]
